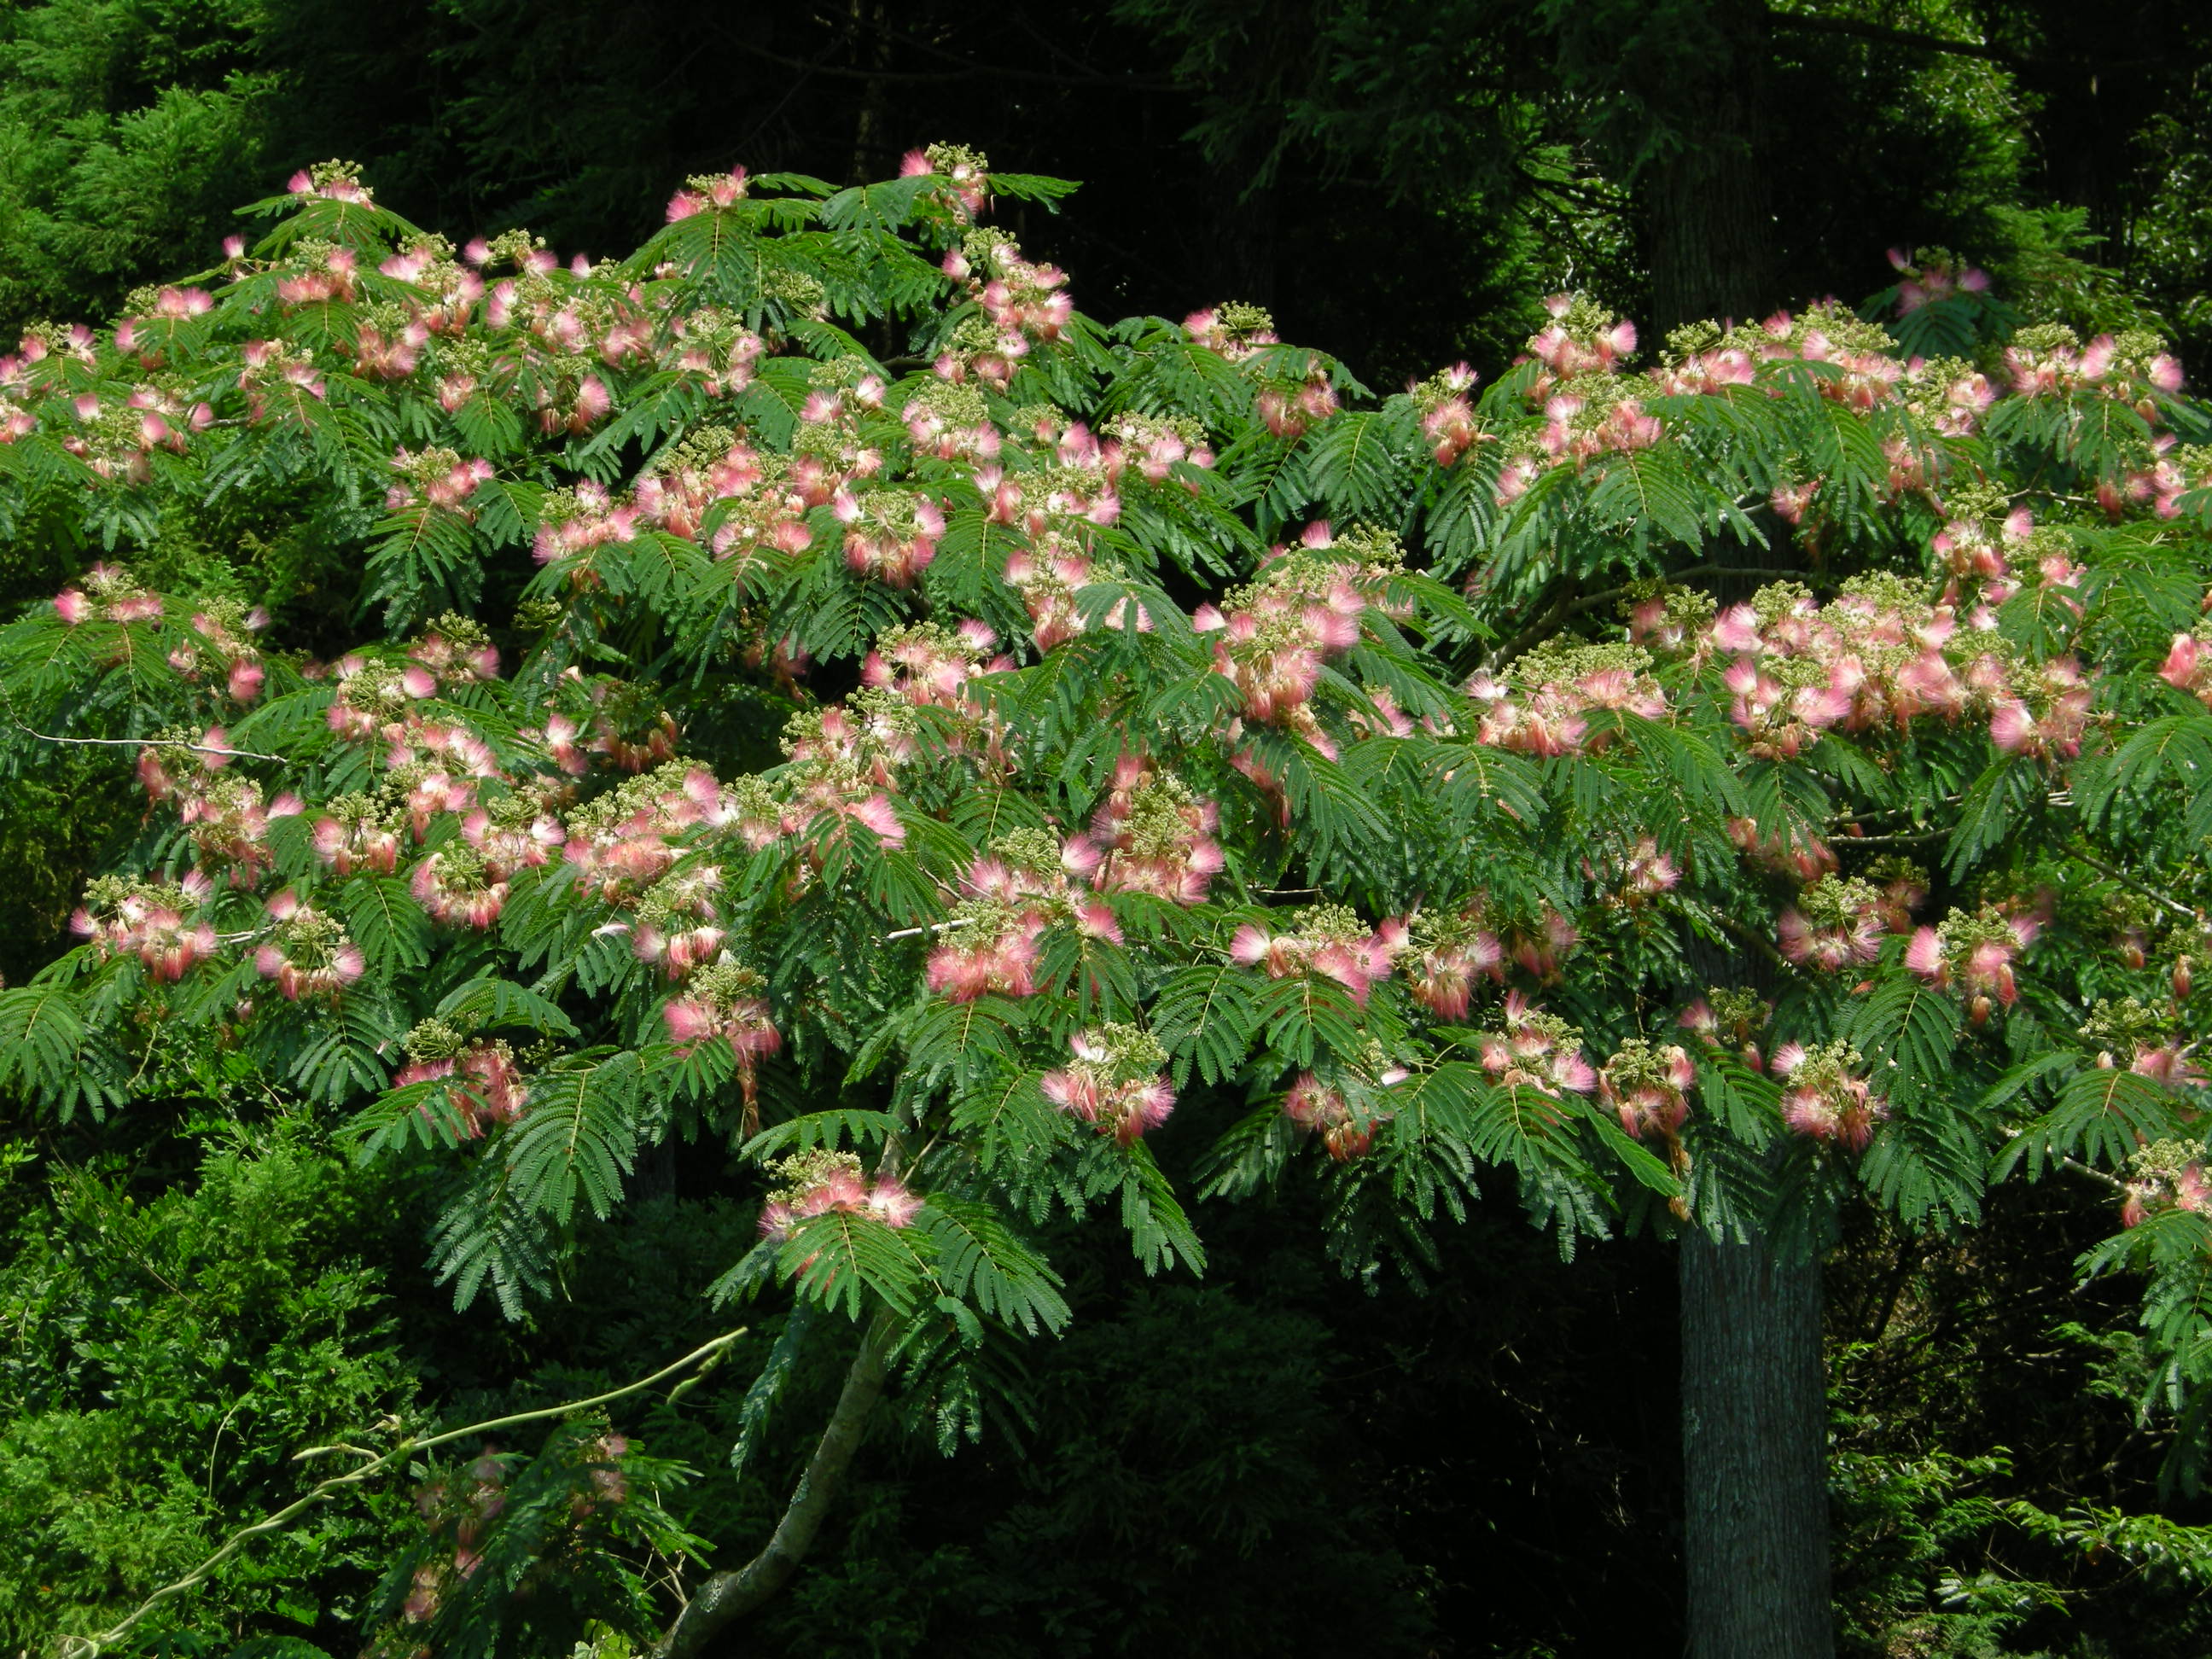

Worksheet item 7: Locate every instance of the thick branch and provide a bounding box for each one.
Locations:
[654,1313,895,1659]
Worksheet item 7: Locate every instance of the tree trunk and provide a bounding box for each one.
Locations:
[653,1315,894,1658]
[1679,1228,1832,1659]
[1643,0,1776,330]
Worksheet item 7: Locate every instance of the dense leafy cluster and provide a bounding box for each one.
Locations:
[9,144,2212,1647]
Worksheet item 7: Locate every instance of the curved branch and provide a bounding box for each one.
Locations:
[654,1313,896,1659]
[67,1328,747,1659]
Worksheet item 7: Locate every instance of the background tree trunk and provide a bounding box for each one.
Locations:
[1679,1229,1833,1659]
[1643,0,1777,330]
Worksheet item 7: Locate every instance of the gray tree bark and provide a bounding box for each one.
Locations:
[653,1315,894,1659]
[1679,1228,1833,1659]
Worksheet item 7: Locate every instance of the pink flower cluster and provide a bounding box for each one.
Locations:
[69,872,218,981]
[664,960,783,1078]
[1042,1025,1177,1146]
[1412,363,1481,466]
[1405,908,1505,1020]
[1231,904,1406,1005]
[757,1150,920,1240]
[1772,1040,1885,1150]
[835,488,945,586]
[1465,642,1666,757]
[1197,522,1380,754]
[1884,246,1991,313]
[253,890,367,1000]
[393,1040,527,1136]
[1183,303,1279,362]
[1905,905,2038,1023]
[1599,1039,1696,1139]
[1080,756,1225,905]
[1282,1066,1402,1161]
[1472,992,1597,1098]
[1777,876,1888,972]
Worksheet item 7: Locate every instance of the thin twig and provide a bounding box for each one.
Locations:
[66,1327,747,1658]
[2067,846,2203,925]
[884,917,973,941]
[15,725,286,764]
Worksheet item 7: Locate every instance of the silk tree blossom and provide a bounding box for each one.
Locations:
[924,902,1052,1001]
[1604,836,1682,909]
[1081,758,1225,905]
[1043,1024,1177,1145]
[164,600,268,703]
[254,892,366,999]
[835,488,944,586]
[1184,301,1279,362]
[861,621,1011,709]
[1987,655,2093,760]
[410,846,509,928]
[1282,1046,1408,1161]
[2158,623,2212,709]
[1881,245,1990,315]
[1526,293,1638,387]
[2004,323,2184,411]
[1198,522,1395,753]
[664,165,751,222]
[182,774,304,881]
[900,379,1002,464]
[1231,903,1407,1005]
[274,240,359,307]
[901,142,992,221]
[70,872,219,981]
[1865,856,1930,934]
[132,726,232,802]
[1256,359,1339,439]
[1467,640,1668,758]
[2122,1141,2212,1229]
[313,795,404,876]
[405,612,502,690]
[1679,987,1773,1074]
[629,868,726,977]
[1600,1038,1697,1139]
[563,764,740,905]
[960,827,1121,943]
[1108,411,1215,486]
[1625,584,1718,658]
[757,1150,920,1241]
[55,562,166,626]
[1727,816,1837,884]
[1649,323,1759,397]
[1474,993,1598,1098]
[1503,906,1581,982]
[1702,576,1985,754]
[945,228,1072,346]
[1412,363,1481,466]
[388,448,495,518]
[460,793,566,879]
[1772,1040,1885,1150]
[287,159,374,204]
[238,339,326,422]
[1778,876,1888,971]
[663,960,783,1110]
[1406,905,1505,1020]
[394,1019,527,1136]
[1905,905,2040,1022]
[2079,997,2206,1091]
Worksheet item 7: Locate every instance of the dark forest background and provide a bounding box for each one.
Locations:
[6,2,2212,1653]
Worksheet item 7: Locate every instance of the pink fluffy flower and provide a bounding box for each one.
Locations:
[1041,1025,1177,1146]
